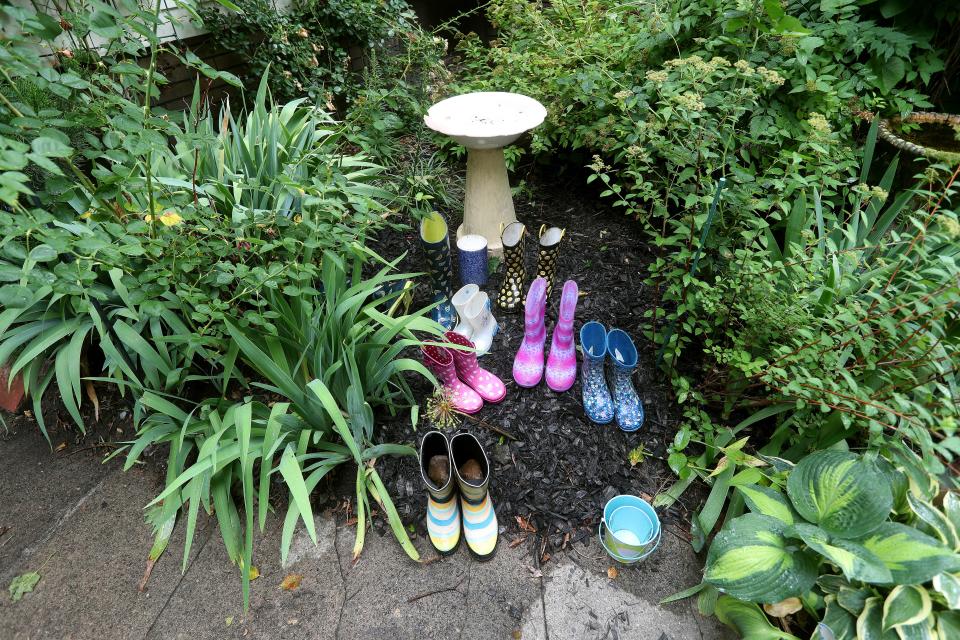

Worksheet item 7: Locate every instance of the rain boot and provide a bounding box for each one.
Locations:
[452,284,480,339]
[422,344,483,414]
[535,225,565,300]
[451,432,498,560]
[545,280,579,392]
[464,291,499,355]
[420,212,457,330]
[419,431,461,555]
[496,222,527,311]
[512,277,548,388]
[607,329,644,432]
[445,331,506,403]
[579,321,614,424]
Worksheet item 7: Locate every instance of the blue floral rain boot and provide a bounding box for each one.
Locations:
[419,431,461,555]
[579,321,614,424]
[451,432,498,560]
[607,328,644,432]
[420,212,457,329]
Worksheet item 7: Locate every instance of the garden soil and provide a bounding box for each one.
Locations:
[372,167,698,553]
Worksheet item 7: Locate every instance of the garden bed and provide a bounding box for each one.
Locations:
[372,167,696,551]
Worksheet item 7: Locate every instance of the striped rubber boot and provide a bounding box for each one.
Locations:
[420,212,457,330]
[451,432,498,560]
[419,431,461,555]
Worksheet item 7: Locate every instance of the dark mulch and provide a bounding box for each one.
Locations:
[372,166,697,552]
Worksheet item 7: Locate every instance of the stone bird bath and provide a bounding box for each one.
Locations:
[424,92,547,256]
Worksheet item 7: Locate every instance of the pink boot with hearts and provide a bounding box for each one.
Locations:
[444,331,506,403]
[422,344,483,414]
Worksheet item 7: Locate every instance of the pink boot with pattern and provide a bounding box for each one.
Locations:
[444,331,506,403]
[545,280,579,392]
[512,277,548,388]
[422,344,483,413]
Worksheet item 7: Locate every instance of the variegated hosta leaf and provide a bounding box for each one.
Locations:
[857,597,897,640]
[822,594,857,640]
[937,612,960,639]
[788,522,893,584]
[943,493,960,539]
[818,574,852,595]
[713,595,802,640]
[907,493,960,551]
[786,450,892,538]
[837,586,871,617]
[883,585,932,630]
[931,572,960,609]
[892,619,934,640]
[739,484,797,525]
[705,513,818,603]
[858,523,960,585]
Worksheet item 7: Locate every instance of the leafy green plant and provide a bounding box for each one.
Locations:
[695,448,960,638]
[118,248,440,607]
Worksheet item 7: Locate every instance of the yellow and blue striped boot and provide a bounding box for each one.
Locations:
[419,431,461,555]
[451,432,498,560]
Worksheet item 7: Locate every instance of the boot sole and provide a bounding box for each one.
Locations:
[465,541,498,562]
[431,535,462,557]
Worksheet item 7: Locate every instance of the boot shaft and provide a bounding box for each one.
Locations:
[551,280,579,347]
[419,212,454,298]
[420,431,456,501]
[450,432,490,499]
[535,225,565,299]
[421,344,458,383]
[522,276,548,342]
[497,222,527,311]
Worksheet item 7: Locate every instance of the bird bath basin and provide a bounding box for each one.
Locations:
[424,92,547,256]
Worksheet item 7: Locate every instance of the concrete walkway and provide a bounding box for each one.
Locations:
[1,426,730,639]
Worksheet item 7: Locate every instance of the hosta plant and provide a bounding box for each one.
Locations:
[698,448,960,639]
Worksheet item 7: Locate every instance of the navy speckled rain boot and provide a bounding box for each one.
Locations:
[579,321,614,424]
[420,212,457,329]
[607,328,644,432]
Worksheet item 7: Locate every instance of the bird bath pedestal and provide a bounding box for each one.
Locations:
[424,92,547,256]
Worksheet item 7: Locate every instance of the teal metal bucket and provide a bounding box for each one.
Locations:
[599,495,661,564]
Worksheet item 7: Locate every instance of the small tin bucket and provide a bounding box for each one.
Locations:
[599,495,661,564]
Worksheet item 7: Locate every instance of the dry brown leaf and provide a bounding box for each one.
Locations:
[55,442,67,452]
[508,536,525,549]
[516,515,536,533]
[84,381,100,422]
[607,566,619,580]
[764,597,802,618]
[279,573,303,591]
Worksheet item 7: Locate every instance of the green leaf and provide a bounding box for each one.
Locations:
[786,450,892,538]
[788,522,892,584]
[88,10,122,39]
[931,572,960,609]
[8,572,40,602]
[858,523,960,585]
[883,585,932,630]
[837,586,871,616]
[937,612,960,640]
[278,445,317,546]
[739,484,796,525]
[822,594,857,640]
[857,597,897,640]
[714,595,801,639]
[907,493,960,551]
[705,513,818,603]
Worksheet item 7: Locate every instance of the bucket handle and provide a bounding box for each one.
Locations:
[599,513,655,554]
[598,521,662,563]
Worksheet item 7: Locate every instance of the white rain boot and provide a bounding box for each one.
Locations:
[452,284,480,338]
[464,292,499,356]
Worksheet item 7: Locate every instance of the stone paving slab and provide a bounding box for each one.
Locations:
[1,426,732,640]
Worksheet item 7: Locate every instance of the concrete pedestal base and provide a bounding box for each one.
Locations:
[459,146,517,257]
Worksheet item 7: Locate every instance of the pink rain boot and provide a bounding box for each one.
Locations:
[444,331,507,403]
[422,344,483,414]
[545,280,579,392]
[512,277,548,388]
